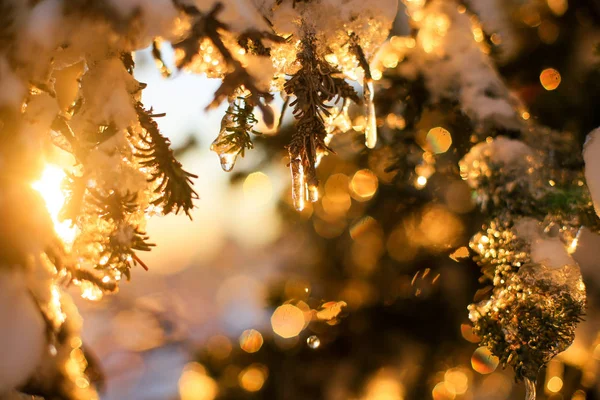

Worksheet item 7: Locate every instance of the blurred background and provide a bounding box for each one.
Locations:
[64,1,600,399]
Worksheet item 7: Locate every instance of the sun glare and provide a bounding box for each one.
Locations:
[32,165,77,243]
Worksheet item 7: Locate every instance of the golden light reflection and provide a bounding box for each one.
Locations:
[548,0,568,16]
[471,346,499,374]
[179,363,218,400]
[426,127,452,154]
[415,175,428,189]
[238,364,268,392]
[419,205,464,249]
[271,304,305,339]
[32,164,76,243]
[362,369,405,400]
[206,335,232,360]
[79,280,104,301]
[444,368,470,395]
[540,68,561,91]
[316,301,347,321]
[243,172,273,207]
[432,381,455,400]
[350,169,379,201]
[460,323,481,343]
[547,376,563,393]
[538,21,559,44]
[239,329,263,353]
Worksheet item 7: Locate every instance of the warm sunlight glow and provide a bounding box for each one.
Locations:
[32,165,76,243]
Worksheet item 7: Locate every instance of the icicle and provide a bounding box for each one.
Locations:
[315,146,329,167]
[307,183,319,202]
[211,105,240,172]
[364,78,377,149]
[290,159,306,211]
[524,377,536,400]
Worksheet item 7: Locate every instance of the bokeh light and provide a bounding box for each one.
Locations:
[179,363,219,400]
[271,304,305,339]
[547,376,563,393]
[471,346,500,374]
[238,364,268,392]
[540,68,561,91]
[426,127,452,154]
[239,329,263,353]
[350,169,379,201]
[243,172,273,207]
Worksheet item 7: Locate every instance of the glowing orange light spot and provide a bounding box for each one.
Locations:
[540,68,561,90]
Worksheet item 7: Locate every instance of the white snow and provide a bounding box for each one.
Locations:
[0,269,45,395]
[513,217,577,269]
[0,58,26,109]
[399,0,521,131]
[460,136,534,188]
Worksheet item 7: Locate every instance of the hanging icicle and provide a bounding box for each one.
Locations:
[524,378,536,400]
[211,96,259,172]
[364,78,377,149]
[290,158,306,211]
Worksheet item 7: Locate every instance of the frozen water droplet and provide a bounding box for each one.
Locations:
[364,79,377,149]
[290,159,305,211]
[210,141,239,172]
[307,335,320,349]
[211,106,241,172]
[524,377,536,400]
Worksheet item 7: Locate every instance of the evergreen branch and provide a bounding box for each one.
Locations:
[284,33,361,187]
[213,95,260,160]
[88,188,155,276]
[101,226,154,278]
[172,1,275,126]
[238,29,287,56]
[134,103,198,217]
[151,40,172,78]
[121,52,135,75]
[89,190,138,222]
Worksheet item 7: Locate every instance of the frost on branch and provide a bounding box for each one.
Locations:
[468,218,585,381]
[285,32,361,211]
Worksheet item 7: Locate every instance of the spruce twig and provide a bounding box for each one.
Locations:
[172,1,276,126]
[134,103,198,217]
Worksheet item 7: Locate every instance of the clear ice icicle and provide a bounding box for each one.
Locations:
[524,378,536,400]
[364,79,377,149]
[211,104,240,172]
[307,183,319,202]
[210,133,241,172]
[290,159,306,211]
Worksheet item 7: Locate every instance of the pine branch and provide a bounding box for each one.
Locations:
[238,29,287,56]
[284,33,361,188]
[134,103,198,217]
[213,95,260,161]
[89,188,154,276]
[151,40,172,78]
[172,1,276,126]
[121,52,135,75]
